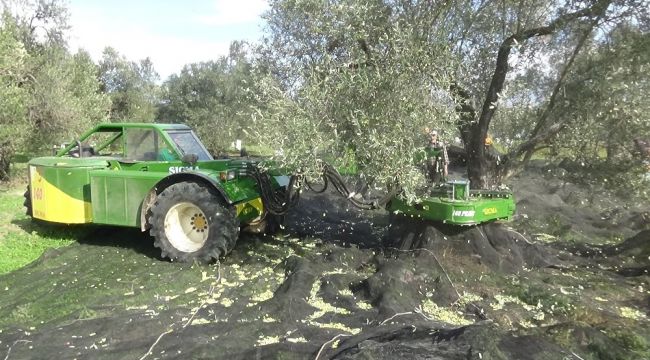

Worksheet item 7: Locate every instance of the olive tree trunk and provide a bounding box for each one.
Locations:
[454,1,610,188]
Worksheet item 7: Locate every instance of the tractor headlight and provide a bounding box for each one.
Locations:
[220,170,236,181]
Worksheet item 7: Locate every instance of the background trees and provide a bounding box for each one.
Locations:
[158,41,258,154]
[0,0,110,179]
[0,14,30,180]
[98,47,160,122]
[544,25,650,194]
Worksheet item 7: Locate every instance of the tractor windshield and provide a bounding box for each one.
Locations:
[166,130,212,161]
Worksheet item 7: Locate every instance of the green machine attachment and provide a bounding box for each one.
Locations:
[313,164,515,226]
[387,180,515,225]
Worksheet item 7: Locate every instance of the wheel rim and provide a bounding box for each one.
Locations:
[164,202,210,253]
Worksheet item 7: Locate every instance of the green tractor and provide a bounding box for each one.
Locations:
[25,123,515,262]
[24,123,292,262]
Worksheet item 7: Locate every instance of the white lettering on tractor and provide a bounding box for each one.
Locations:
[169,166,199,174]
[453,210,475,217]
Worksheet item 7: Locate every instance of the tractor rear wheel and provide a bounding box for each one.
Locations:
[24,186,32,217]
[149,182,239,263]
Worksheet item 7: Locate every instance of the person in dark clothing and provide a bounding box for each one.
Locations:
[425,129,449,183]
[484,135,501,164]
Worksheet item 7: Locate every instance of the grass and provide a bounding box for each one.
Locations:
[0,183,76,275]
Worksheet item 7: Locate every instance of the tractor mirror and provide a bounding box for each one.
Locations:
[182,153,198,165]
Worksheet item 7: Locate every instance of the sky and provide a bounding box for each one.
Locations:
[67,0,269,81]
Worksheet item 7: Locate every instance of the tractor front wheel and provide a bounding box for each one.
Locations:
[149,182,239,263]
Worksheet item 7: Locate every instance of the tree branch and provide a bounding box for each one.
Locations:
[509,119,571,159]
[520,19,600,164]
[476,0,612,148]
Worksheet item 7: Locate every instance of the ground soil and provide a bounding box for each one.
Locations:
[0,163,648,359]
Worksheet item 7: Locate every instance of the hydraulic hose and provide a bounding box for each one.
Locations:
[320,163,397,210]
[247,164,301,216]
[248,162,397,215]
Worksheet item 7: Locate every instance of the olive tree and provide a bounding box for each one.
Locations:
[0,14,29,179]
[253,0,459,201]
[253,0,647,198]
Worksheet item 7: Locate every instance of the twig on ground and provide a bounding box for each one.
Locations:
[141,262,222,359]
[316,309,440,360]
[183,261,221,328]
[139,329,174,360]
[314,334,351,360]
[214,261,222,284]
[414,306,433,321]
[379,311,414,325]
[4,340,32,360]
[571,351,586,360]
[183,285,215,329]
[504,227,535,245]
[569,228,592,242]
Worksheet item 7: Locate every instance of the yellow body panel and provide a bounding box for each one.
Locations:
[235,197,264,220]
[30,166,92,224]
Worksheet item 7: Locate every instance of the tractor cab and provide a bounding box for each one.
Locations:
[56,123,211,162]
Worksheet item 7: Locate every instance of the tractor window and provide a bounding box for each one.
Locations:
[82,130,124,157]
[125,129,178,161]
[167,131,212,161]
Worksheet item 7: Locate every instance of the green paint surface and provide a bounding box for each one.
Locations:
[389,188,515,225]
